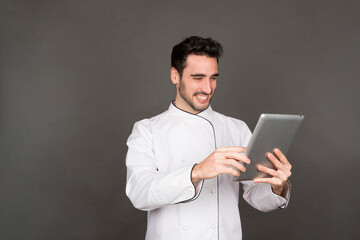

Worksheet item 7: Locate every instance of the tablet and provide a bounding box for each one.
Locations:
[233,113,304,181]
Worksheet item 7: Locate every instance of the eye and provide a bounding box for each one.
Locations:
[193,77,202,80]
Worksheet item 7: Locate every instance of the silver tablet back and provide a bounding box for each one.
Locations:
[233,113,304,181]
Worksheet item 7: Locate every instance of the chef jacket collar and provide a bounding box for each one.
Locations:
[168,101,214,122]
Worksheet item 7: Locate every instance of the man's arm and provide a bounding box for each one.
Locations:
[125,120,199,211]
[191,146,251,185]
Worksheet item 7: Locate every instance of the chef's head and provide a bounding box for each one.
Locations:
[170,36,223,114]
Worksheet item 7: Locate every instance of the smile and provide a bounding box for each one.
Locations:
[195,94,210,103]
[197,95,208,100]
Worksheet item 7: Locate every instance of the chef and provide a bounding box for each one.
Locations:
[125,36,292,240]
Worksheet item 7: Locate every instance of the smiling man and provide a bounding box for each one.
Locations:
[172,54,218,113]
[125,36,291,240]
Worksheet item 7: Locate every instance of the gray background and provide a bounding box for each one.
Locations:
[1,0,359,239]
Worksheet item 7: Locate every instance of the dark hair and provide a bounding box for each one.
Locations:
[171,36,223,77]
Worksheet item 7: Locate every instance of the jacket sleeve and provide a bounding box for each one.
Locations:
[125,120,203,211]
[241,180,291,212]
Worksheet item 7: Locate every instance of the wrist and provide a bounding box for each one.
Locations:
[272,181,289,197]
[191,164,202,186]
[272,186,283,196]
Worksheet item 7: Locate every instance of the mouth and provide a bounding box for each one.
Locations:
[195,94,210,103]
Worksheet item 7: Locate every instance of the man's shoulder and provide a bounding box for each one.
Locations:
[132,109,172,129]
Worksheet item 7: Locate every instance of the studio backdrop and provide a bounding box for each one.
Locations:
[1,0,359,239]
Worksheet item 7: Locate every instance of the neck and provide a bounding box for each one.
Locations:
[173,97,200,114]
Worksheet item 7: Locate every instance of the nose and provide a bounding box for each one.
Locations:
[202,79,212,94]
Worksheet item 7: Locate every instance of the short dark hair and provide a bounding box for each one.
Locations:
[171,36,223,77]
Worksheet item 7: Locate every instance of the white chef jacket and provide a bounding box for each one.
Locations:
[126,103,289,240]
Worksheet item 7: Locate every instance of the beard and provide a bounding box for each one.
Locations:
[178,78,214,113]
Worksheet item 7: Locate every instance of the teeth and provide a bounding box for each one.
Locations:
[197,95,208,100]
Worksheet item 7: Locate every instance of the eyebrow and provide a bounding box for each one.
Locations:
[190,73,219,77]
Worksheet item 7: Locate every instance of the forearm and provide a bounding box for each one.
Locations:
[126,165,199,211]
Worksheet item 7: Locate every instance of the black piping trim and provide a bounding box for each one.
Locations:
[171,101,208,116]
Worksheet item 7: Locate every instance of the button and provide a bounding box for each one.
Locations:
[180,159,185,163]
[182,226,188,231]
[211,225,216,229]
[210,189,215,194]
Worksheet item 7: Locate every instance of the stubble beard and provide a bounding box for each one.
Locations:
[178,78,213,113]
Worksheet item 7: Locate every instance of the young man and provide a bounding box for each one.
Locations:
[125,36,291,240]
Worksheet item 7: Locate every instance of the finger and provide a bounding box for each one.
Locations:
[217,146,246,153]
[225,151,250,164]
[266,152,285,171]
[220,165,241,177]
[265,153,292,178]
[257,164,278,177]
[258,165,289,182]
[222,159,247,172]
[273,148,292,169]
[253,177,283,186]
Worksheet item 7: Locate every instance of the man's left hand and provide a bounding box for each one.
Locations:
[253,148,292,197]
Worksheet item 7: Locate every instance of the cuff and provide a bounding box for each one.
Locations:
[178,164,204,203]
[278,180,291,209]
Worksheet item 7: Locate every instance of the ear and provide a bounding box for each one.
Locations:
[170,67,180,85]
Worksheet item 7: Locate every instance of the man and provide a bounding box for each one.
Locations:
[125,36,291,240]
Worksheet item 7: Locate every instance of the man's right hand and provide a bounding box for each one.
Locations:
[191,146,250,185]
